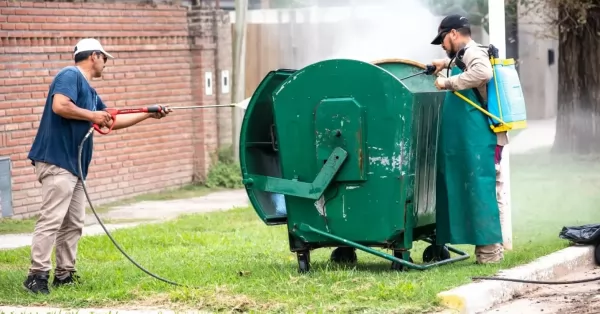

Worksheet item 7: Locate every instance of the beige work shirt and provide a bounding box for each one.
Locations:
[441,40,509,146]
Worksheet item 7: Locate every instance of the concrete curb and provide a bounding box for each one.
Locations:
[436,245,596,314]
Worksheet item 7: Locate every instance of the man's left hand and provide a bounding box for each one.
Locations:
[149,106,173,119]
[434,77,448,90]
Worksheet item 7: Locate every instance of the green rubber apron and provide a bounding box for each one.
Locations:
[435,66,503,246]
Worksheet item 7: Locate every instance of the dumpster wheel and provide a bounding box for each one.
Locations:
[391,251,414,271]
[422,245,451,263]
[595,242,600,266]
[330,247,358,264]
[297,250,311,273]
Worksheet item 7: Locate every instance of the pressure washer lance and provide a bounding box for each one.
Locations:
[78,104,248,288]
[398,64,436,81]
[94,104,246,135]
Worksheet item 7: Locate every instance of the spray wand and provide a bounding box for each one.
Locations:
[398,64,437,81]
[94,103,246,135]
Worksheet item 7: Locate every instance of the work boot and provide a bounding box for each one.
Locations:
[23,273,50,294]
[475,244,504,264]
[52,271,81,288]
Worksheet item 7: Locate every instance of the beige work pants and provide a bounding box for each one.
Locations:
[28,162,86,279]
[475,162,506,264]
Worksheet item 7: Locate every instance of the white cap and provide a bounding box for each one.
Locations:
[73,38,114,59]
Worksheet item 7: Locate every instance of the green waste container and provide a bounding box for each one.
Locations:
[239,58,469,273]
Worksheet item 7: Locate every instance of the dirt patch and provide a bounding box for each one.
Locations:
[484,267,600,313]
[54,288,283,313]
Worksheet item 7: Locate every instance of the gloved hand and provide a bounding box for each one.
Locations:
[424,64,437,75]
[430,59,449,75]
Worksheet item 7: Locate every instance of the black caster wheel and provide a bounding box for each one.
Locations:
[297,250,311,273]
[422,244,451,263]
[330,247,358,264]
[595,243,600,266]
[391,250,414,271]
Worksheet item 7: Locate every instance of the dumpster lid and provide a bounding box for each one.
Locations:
[245,68,297,113]
[239,68,297,226]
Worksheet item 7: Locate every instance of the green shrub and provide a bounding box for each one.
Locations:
[205,146,243,189]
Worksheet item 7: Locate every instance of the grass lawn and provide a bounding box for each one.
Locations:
[0,184,219,235]
[0,151,599,313]
[0,218,38,235]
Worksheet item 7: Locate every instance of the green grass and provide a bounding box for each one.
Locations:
[0,152,599,313]
[0,218,38,235]
[0,184,220,235]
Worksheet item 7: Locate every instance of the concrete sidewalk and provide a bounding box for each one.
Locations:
[0,189,249,251]
[509,118,556,154]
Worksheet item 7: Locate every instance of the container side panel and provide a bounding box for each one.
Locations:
[273,59,410,245]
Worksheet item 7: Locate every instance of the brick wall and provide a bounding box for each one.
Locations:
[0,0,232,218]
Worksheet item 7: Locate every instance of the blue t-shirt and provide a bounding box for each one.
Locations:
[28,66,107,180]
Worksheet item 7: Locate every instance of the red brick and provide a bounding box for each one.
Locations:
[1,2,233,217]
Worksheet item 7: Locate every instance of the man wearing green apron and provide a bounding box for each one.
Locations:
[428,14,508,264]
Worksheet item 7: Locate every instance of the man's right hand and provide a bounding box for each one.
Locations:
[91,111,112,127]
[431,59,449,75]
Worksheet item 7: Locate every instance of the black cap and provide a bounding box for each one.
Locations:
[430,14,471,45]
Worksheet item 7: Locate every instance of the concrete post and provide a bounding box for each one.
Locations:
[488,0,513,251]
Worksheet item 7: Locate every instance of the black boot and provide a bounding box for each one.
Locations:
[23,273,50,294]
[52,271,81,288]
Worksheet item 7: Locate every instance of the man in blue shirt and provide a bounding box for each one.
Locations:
[24,38,171,294]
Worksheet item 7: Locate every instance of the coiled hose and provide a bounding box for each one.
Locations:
[78,127,193,288]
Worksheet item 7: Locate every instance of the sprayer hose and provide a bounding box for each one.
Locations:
[80,129,599,288]
[78,127,194,288]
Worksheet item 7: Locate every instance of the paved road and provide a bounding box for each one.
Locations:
[483,266,600,314]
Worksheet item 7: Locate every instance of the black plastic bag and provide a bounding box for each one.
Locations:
[559,224,600,245]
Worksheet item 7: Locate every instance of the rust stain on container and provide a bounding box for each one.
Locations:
[357,128,363,174]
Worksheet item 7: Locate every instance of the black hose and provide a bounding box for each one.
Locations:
[471,275,600,285]
[81,126,599,287]
[78,127,194,288]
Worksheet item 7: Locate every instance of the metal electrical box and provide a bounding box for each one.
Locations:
[0,157,13,217]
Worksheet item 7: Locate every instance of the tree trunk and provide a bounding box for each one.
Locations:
[552,4,600,154]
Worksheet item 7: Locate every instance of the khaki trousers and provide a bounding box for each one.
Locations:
[29,162,86,279]
[475,162,506,264]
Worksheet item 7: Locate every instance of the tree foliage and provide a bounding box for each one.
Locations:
[424,0,520,34]
[424,0,489,32]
